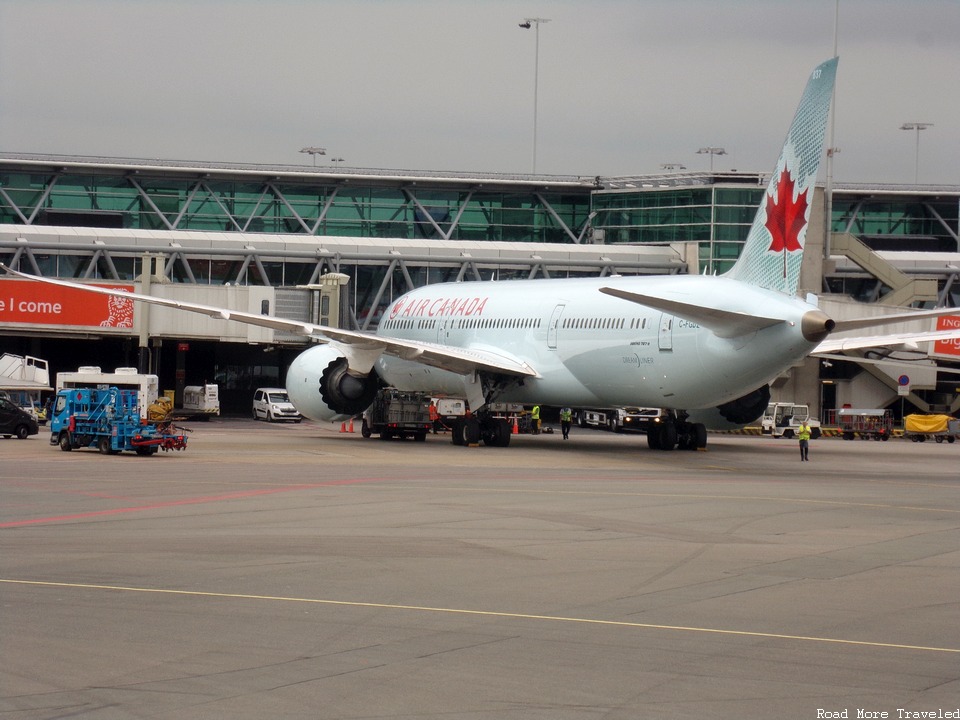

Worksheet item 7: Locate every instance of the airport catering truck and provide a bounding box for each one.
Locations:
[50,386,188,455]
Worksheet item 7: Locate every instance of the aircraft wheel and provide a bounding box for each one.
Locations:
[693,423,707,449]
[462,417,480,445]
[463,417,481,445]
[647,425,662,450]
[481,418,511,447]
[660,422,678,451]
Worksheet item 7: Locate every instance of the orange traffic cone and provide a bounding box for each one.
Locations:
[348,418,355,433]
[340,421,347,433]
[512,416,519,434]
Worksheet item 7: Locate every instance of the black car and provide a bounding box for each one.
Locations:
[0,397,39,439]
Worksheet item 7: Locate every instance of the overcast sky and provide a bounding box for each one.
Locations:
[0,0,956,183]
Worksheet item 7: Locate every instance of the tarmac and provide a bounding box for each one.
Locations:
[2,420,958,720]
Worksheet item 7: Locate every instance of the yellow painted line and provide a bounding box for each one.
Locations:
[2,578,956,655]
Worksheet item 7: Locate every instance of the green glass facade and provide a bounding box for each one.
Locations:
[0,169,590,244]
[2,160,957,279]
[591,186,764,273]
[832,196,959,252]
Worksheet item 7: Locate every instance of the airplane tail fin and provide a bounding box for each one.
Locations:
[724,57,837,295]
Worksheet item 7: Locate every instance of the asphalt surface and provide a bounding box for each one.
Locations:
[2,420,958,720]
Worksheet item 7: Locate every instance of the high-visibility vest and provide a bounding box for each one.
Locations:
[560,408,572,422]
[531,405,541,420]
[797,423,811,441]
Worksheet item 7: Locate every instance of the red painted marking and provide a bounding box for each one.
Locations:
[0,478,386,529]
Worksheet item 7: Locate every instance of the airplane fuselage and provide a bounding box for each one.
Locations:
[373,274,820,411]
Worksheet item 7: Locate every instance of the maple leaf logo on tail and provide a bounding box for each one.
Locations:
[764,166,809,280]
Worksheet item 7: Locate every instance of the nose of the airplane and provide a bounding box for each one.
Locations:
[801,309,836,342]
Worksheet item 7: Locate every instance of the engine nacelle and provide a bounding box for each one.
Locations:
[685,384,770,431]
[286,345,380,423]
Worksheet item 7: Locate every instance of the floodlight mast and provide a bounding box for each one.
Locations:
[519,17,550,174]
[696,146,727,172]
[899,122,933,183]
[299,146,327,167]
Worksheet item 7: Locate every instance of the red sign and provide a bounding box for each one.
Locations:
[0,278,135,329]
[933,315,960,358]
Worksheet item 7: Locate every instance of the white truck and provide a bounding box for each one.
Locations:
[761,402,821,439]
[57,367,159,421]
[577,407,663,433]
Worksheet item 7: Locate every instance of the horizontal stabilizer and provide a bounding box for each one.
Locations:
[832,307,960,333]
[599,287,784,338]
[814,327,960,354]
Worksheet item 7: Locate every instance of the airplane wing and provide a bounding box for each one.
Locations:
[599,287,784,338]
[0,265,539,379]
[813,328,960,355]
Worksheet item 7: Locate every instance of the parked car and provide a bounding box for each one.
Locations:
[0,396,40,439]
[252,388,302,423]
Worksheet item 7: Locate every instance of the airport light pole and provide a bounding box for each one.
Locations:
[696,146,726,172]
[899,122,933,183]
[519,17,550,174]
[300,146,326,167]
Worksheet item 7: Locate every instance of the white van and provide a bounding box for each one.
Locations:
[252,388,302,423]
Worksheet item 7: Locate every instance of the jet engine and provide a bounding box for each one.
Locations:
[285,345,380,423]
[685,384,770,431]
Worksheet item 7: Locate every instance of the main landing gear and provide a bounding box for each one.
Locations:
[450,414,512,447]
[647,413,707,451]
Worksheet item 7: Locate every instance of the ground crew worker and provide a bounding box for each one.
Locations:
[559,407,572,440]
[797,420,811,461]
[428,401,440,433]
[531,404,541,435]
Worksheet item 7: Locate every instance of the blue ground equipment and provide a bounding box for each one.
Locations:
[50,387,188,455]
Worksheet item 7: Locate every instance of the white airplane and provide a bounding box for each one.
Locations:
[5,57,960,450]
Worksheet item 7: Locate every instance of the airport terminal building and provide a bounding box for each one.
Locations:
[1,152,958,418]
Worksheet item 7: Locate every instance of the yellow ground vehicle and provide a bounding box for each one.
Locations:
[904,414,959,444]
